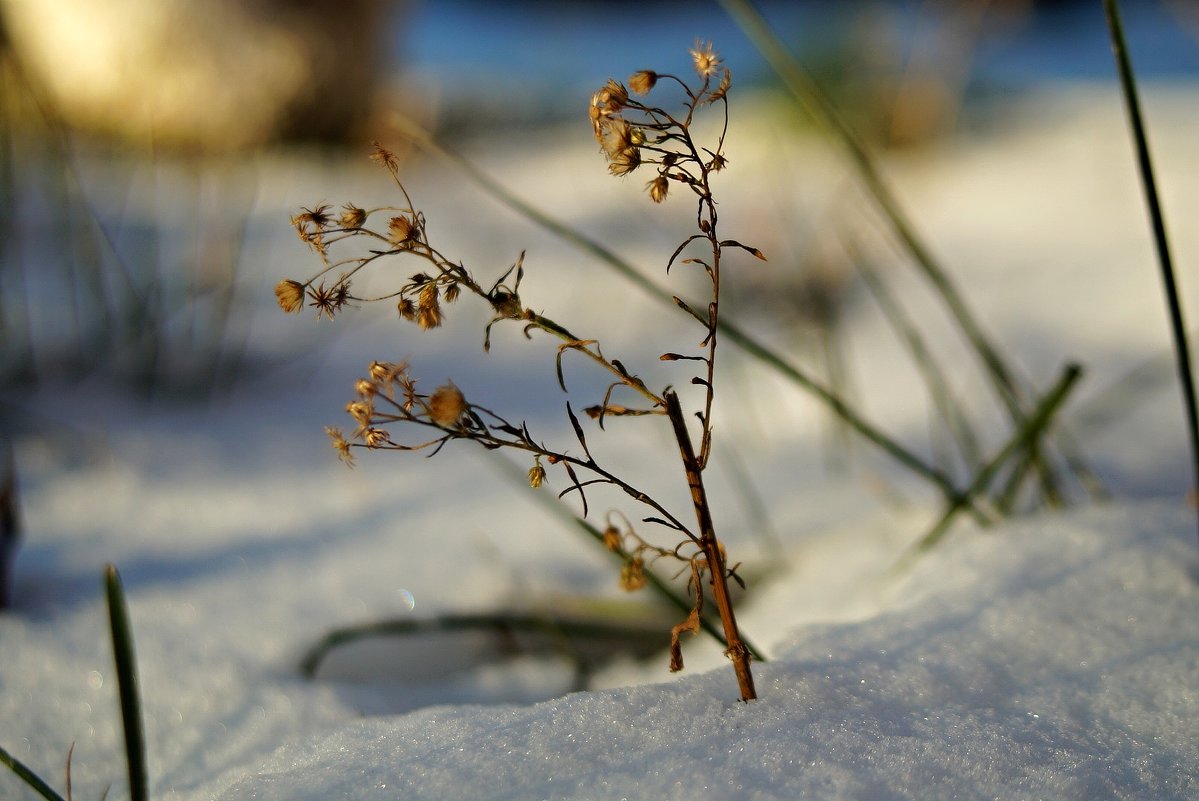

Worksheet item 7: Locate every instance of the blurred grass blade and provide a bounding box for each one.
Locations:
[716,0,1026,418]
[0,745,69,801]
[717,0,1088,506]
[104,564,149,801]
[847,237,982,474]
[1102,0,1199,544]
[897,363,1083,567]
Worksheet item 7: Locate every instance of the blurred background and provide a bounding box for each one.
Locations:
[1,0,1198,498]
[1,0,1199,710]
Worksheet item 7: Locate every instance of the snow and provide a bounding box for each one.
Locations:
[4,83,1199,800]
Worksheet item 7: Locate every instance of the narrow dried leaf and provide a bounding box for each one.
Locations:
[719,239,768,261]
[566,403,592,460]
[666,234,705,273]
[560,461,589,517]
[668,608,701,672]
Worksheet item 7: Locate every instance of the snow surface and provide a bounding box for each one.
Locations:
[3,84,1199,800]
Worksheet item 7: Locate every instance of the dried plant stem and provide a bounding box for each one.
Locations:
[664,390,756,701]
[1102,0,1199,545]
[385,118,991,520]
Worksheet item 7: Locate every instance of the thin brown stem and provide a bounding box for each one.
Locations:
[664,390,756,701]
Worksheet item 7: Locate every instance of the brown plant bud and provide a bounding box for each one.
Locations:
[608,147,641,176]
[369,360,404,384]
[428,383,466,427]
[444,282,461,304]
[600,78,628,110]
[398,297,417,321]
[620,558,647,591]
[528,460,547,489]
[355,378,376,398]
[647,175,669,203]
[628,70,657,95]
[274,279,305,313]
[602,525,622,552]
[364,428,390,448]
[339,203,367,229]
[417,283,443,330]
[388,215,417,247]
[346,399,373,427]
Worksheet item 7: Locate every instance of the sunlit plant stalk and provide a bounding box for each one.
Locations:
[278,43,761,700]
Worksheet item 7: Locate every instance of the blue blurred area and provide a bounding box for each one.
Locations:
[398,0,1199,99]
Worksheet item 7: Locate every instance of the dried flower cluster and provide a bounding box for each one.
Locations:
[276,143,527,334]
[589,39,732,204]
[278,43,763,700]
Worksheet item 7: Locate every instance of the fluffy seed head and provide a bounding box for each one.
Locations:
[629,70,657,95]
[428,383,466,427]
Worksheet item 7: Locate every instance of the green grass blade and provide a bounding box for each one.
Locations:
[104,564,149,801]
[0,745,69,801]
[1102,0,1199,545]
[895,363,1083,568]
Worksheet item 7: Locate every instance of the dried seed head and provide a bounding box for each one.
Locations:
[293,204,332,230]
[444,282,461,304]
[647,175,669,203]
[355,378,376,398]
[528,459,547,489]
[326,427,355,467]
[589,79,629,142]
[370,141,399,172]
[628,70,657,95]
[340,203,367,229]
[620,558,647,591]
[388,215,418,248]
[689,40,721,78]
[602,525,622,552]
[417,283,443,330]
[398,296,417,321]
[346,399,373,427]
[369,360,405,384]
[428,383,466,427]
[307,280,350,320]
[274,279,305,313]
[607,147,641,177]
[364,428,390,448]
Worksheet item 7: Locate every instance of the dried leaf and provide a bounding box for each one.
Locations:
[669,608,701,672]
[719,239,768,261]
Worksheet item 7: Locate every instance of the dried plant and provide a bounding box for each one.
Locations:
[277,42,763,700]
